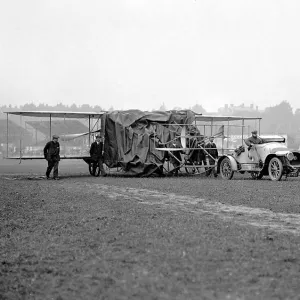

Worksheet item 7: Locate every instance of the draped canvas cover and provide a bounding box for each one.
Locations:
[103,110,195,176]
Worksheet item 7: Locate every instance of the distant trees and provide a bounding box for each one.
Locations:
[217,100,298,137]
[172,106,183,111]
[0,103,104,113]
[93,105,103,112]
[156,103,206,113]
[158,103,167,111]
[191,104,206,114]
[261,101,295,134]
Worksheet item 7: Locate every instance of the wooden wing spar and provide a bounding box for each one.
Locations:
[4,111,106,119]
[195,115,262,122]
[4,111,261,122]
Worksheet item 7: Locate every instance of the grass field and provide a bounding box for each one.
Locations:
[1,159,300,299]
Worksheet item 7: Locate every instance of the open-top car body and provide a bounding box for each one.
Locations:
[218,135,300,181]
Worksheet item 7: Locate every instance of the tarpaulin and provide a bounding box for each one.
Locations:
[103,110,196,176]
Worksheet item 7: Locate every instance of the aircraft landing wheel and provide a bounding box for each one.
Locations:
[268,157,283,181]
[185,165,197,174]
[250,171,263,180]
[220,157,234,180]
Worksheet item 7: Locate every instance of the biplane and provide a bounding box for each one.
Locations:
[2,110,262,177]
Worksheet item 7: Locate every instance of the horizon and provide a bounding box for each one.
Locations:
[0,99,298,114]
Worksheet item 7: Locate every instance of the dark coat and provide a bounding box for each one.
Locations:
[244,136,263,146]
[189,141,206,162]
[205,142,218,159]
[90,141,104,160]
[44,141,60,161]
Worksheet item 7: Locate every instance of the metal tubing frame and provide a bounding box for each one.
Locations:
[88,115,91,146]
[6,113,9,158]
[49,114,52,140]
[19,115,22,162]
[242,119,244,143]
[227,119,229,149]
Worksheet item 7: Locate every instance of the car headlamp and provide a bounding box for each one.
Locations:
[286,152,295,161]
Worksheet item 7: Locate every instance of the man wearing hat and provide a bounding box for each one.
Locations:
[245,130,263,167]
[245,130,263,147]
[44,135,60,180]
[90,134,107,176]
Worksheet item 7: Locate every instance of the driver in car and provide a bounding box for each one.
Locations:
[245,130,263,148]
[245,130,263,167]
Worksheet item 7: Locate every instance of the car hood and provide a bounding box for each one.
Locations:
[256,142,289,154]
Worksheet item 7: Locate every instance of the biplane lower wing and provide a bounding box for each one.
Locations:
[5,156,91,160]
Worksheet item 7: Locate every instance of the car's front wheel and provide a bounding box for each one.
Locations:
[268,157,283,181]
[220,157,234,180]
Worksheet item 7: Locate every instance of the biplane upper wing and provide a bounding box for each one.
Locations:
[4,110,106,119]
[195,115,262,122]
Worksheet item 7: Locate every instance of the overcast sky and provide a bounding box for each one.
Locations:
[1,0,300,112]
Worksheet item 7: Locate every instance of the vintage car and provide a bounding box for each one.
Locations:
[217,135,300,181]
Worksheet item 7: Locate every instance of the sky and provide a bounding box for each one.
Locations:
[1,0,300,112]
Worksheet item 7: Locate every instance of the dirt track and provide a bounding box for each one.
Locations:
[1,160,300,299]
[69,182,300,236]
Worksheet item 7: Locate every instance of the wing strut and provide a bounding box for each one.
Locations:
[6,113,9,158]
[88,115,91,146]
[49,114,52,140]
[19,115,22,164]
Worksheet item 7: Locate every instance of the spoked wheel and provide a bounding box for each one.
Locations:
[185,164,197,174]
[250,171,263,180]
[185,167,196,174]
[167,163,181,176]
[220,157,234,180]
[268,157,283,181]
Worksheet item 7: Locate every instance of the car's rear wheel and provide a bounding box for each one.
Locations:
[250,171,263,180]
[268,157,283,181]
[220,157,234,180]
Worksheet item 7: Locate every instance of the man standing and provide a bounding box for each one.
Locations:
[205,136,218,177]
[90,135,107,176]
[189,138,206,168]
[44,135,60,180]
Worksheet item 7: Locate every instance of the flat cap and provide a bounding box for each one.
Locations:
[52,134,59,139]
[251,130,258,134]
